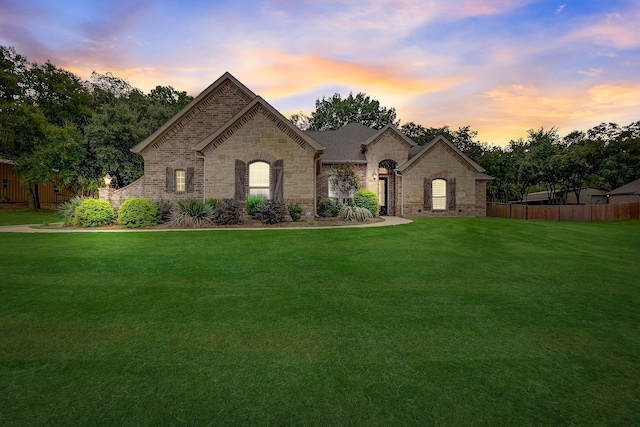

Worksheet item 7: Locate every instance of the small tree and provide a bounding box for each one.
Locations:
[330,163,359,204]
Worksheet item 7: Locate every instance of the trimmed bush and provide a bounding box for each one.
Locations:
[353,189,379,217]
[155,199,173,223]
[117,198,158,228]
[317,198,342,217]
[339,205,373,222]
[257,200,287,224]
[59,196,87,224]
[246,197,264,218]
[74,198,116,227]
[169,199,213,228]
[288,203,303,221]
[212,199,242,225]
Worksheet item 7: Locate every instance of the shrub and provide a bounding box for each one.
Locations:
[339,205,373,222]
[117,198,158,228]
[317,198,342,217]
[288,203,303,221]
[155,199,173,223]
[211,199,242,225]
[59,196,87,224]
[246,197,264,218]
[353,189,379,217]
[256,200,287,224]
[169,198,213,228]
[205,198,219,209]
[74,198,116,227]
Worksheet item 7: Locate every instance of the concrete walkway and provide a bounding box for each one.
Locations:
[0,216,412,233]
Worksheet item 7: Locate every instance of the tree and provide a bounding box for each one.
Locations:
[305,92,399,131]
[0,46,88,209]
[527,127,563,203]
[0,46,27,101]
[476,146,517,203]
[83,73,193,187]
[329,163,359,203]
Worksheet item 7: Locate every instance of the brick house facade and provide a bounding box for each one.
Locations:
[100,72,491,217]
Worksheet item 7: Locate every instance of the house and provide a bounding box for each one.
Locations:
[100,72,491,217]
[510,188,608,205]
[608,178,640,204]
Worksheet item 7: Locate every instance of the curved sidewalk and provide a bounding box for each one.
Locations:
[0,216,412,233]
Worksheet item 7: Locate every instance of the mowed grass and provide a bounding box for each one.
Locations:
[0,208,62,226]
[1,218,639,426]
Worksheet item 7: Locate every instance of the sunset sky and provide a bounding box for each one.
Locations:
[1,0,639,146]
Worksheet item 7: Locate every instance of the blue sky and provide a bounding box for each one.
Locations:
[1,0,639,145]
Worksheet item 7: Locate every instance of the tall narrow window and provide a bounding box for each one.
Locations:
[328,176,339,199]
[249,161,270,199]
[175,169,186,192]
[432,179,447,210]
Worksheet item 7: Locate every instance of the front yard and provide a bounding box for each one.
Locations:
[1,217,639,425]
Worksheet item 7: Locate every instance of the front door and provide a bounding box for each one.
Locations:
[378,177,388,216]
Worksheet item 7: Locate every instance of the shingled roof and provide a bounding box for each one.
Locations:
[608,177,640,195]
[305,123,378,163]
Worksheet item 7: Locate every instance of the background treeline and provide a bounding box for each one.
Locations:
[403,122,640,204]
[0,46,192,208]
[2,45,639,209]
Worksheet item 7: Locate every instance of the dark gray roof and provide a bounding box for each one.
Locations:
[608,177,640,195]
[305,123,378,163]
[408,145,423,159]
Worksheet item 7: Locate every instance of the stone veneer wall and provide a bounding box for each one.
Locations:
[102,80,252,207]
[202,108,319,214]
[400,140,482,217]
[363,129,411,216]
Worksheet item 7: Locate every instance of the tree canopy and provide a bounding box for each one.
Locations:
[0,46,192,208]
[295,92,399,131]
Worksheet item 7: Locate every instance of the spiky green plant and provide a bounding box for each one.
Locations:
[59,196,88,224]
[169,198,213,228]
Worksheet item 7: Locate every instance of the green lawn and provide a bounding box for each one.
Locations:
[0,208,62,226]
[1,218,639,425]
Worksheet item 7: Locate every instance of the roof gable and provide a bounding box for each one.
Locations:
[193,97,324,153]
[608,177,640,195]
[397,135,486,174]
[361,124,416,151]
[131,72,256,153]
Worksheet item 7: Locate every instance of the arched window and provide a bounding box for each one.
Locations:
[249,161,270,199]
[432,179,447,210]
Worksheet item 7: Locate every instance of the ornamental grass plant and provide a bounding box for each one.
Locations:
[168,198,213,228]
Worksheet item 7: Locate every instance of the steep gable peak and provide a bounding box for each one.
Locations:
[193,96,324,153]
[361,124,416,152]
[131,72,256,153]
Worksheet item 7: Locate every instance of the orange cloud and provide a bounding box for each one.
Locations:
[243,51,467,99]
[478,81,640,145]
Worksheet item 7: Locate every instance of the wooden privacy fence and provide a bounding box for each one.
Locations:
[487,202,640,222]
